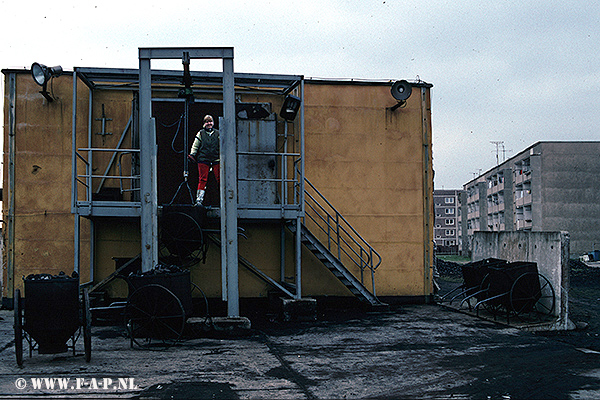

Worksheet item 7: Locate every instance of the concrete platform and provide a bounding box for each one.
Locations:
[1,305,599,399]
[279,297,317,322]
[187,316,252,337]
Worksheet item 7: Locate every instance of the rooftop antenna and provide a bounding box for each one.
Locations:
[490,141,504,165]
[500,142,512,162]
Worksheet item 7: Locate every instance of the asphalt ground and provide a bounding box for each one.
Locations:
[1,298,600,400]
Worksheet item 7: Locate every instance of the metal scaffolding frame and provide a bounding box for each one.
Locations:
[71,47,306,316]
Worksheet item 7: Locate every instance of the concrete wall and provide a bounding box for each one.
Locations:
[537,142,600,255]
[463,142,600,257]
[472,231,572,330]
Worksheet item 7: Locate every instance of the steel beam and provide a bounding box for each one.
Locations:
[139,47,233,60]
[221,55,239,317]
[137,47,239,316]
[139,56,158,272]
[6,72,16,304]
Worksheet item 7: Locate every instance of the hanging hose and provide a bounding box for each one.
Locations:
[168,52,195,205]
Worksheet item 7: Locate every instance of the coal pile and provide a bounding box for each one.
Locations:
[128,264,187,278]
[25,271,79,280]
[434,257,462,278]
[569,258,600,285]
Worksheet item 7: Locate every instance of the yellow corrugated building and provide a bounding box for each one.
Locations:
[2,52,433,312]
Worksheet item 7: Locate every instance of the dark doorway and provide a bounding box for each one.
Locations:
[154,101,221,206]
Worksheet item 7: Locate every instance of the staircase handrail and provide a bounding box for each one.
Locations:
[302,177,382,294]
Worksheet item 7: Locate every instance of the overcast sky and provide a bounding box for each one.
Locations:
[2,0,599,189]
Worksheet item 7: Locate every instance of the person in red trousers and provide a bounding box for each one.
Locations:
[189,115,220,206]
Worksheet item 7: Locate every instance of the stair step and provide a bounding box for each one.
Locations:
[289,222,383,307]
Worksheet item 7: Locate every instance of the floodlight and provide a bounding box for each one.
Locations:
[30,63,63,102]
[279,95,301,121]
[389,80,413,111]
[31,63,62,86]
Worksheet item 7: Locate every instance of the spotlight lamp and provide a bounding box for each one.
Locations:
[279,95,302,121]
[389,80,413,111]
[31,62,63,102]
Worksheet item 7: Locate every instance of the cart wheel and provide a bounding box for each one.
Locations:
[14,289,23,367]
[159,212,205,267]
[82,288,92,362]
[186,282,213,337]
[479,274,503,316]
[190,282,210,318]
[125,284,186,349]
[510,272,555,318]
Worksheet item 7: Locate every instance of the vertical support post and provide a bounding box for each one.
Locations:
[280,123,288,285]
[71,71,78,214]
[221,54,239,317]
[74,216,80,274]
[295,217,302,300]
[89,219,95,284]
[282,123,288,210]
[280,221,286,283]
[294,80,305,300]
[71,71,80,275]
[139,55,158,272]
[6,72,16,304]
[421,87,433,300]
[182,52,191,185]
[87,91,93,207]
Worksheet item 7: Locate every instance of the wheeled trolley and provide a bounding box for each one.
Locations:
[13,272,91,366]
[124,266,209,348]
[89,206,213,348]
[441,258,556,323]
[476,261,555,322]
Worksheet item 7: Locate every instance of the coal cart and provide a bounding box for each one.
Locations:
[441,258,556,323]
[13,272,91,366]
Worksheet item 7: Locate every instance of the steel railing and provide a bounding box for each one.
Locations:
[300,177,382,296]
[75,147,141,205]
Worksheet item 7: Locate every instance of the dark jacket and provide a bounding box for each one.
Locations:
[190,129,220,164]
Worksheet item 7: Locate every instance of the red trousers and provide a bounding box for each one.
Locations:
[197,162,220,191]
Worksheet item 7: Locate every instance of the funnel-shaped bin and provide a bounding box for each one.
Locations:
[24,274,79,354]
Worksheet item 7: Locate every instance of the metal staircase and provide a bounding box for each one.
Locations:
[293,178,386,307]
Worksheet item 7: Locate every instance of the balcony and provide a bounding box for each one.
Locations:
[515,197,524,207]
[467,210,480,220]
[467,192,479,202]
[516,219,532,230]
[488,181,504,195]
[515,172,523,185]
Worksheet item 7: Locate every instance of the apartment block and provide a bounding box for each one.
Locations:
[433,189,463,254]
[462,141,600,256]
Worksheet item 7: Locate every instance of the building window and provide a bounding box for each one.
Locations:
[445,229,455,236]
[445,197,454,204]
[445,219,454,225]
[445,208,455,214]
